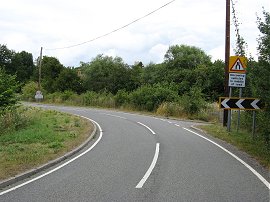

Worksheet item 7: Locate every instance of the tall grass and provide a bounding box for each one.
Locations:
[0,107,93,180]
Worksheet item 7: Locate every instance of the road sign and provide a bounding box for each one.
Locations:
[219,97,262,110]
[35,91,43,100]
[229,56,247,73]
[229,73,246,87]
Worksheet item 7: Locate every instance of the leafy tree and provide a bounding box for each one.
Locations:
[55,68,84,93]
[0,68,18,112]
[249,10,270,145]
[127,62,143,91]
[0,44,15,74]
[142,63,166,85]
[41,56,64,93]
[164,45,212,70]
[83,54,130,94]
[11,51,35,84]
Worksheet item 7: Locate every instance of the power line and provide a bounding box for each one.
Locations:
[45,0,176,51]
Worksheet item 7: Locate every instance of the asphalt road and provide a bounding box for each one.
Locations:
[0,104,269,201]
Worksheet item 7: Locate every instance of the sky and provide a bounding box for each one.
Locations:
[1,0,269,67]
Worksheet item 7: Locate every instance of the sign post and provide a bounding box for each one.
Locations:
[225,56,247,132]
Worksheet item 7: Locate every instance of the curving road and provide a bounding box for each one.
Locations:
[0,104,269,201]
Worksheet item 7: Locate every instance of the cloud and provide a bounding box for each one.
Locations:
[1,0,269,67]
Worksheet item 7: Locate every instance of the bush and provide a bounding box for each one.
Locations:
[179,87,206,115]
[0,107,31,135]
[129,84,178,111]
[21,81,43,101]
[114,90,130,107]
[0,68,19,113]
[156,102,185,118]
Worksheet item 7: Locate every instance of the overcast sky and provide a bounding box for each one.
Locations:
[1,0,269,67]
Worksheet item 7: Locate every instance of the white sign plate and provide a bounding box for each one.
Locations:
[229,73,246,87]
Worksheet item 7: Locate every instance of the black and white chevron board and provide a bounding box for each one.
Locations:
[219,97,263,110]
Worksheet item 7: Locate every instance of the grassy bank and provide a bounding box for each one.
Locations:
[0,107,93,180]
[199,124,270,170]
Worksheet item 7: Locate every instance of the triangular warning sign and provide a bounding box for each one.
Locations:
[229,58,246,73]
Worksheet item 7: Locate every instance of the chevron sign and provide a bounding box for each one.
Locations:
[219,97,263,110]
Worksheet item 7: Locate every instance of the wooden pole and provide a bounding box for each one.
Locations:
[38,47,43,91]
[223,0,230,126]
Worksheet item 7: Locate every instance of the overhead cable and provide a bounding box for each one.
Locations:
[45,0,176,50]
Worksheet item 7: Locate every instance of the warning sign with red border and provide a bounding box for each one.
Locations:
[229,56,247,73]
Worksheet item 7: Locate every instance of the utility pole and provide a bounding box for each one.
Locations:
[223,0,230,127]
[38,47,43,91]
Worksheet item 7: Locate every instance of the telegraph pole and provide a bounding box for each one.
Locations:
[38,47,43,91]
[223,0,230,126]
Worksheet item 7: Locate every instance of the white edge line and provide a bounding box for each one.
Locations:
[182,127,270,190]
[101,113,127,120]
[0,116,103,196]
[137,122,156,135]
[135,143,160,188]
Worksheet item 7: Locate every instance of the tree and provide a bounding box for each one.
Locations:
[164,45,212,70]
[249,10,270,145]
[11,51,35,84]
[0,68,18,112]
[55,68,84,93]
[0,44,15,75]
[160,45,212,95]
[83,54,130,94]
[41,56,64,93]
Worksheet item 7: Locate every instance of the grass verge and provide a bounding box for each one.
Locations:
[199,123,270,170]
[0,107,93,181]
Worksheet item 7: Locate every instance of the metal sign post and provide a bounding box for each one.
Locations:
[252,111,256,139]
[237,88,242,132]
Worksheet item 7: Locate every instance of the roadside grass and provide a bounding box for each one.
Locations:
[0,107,93,181]
[199,123,270,170]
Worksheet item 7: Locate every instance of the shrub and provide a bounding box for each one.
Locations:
[179,87,206,115]
[129,84,178,111]
[21,81,43,101]
[114,90,130,107]
[0,68,19,113]
[0,107,31,135]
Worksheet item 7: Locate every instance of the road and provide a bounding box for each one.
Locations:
[0,105,269,201]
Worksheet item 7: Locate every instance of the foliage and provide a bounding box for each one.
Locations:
[0,68,19,112]
[0,44,15,74]
[253,10,270,145]
[231,0,247,56]
[164,44,212,70]
[0,45,34,84]
[41,56,64,93]
[0,107,30,135]
[179,86,207,115]
[21,81,45,101]
[54,68,84,93]
[11,51,35,84]
[114,90,130,107]
[83,54,130,94]
[129,84,178,111]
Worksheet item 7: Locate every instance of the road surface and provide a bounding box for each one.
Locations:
[0,104,269,201]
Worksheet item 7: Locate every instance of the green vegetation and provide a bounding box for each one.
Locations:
[0,107,93,180]
[0,68,19,112]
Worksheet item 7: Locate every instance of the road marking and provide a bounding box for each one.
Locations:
[0,116,103,196]
[137,122,156,135]
[136,143,160,188]
[182,127,270,190]
[101,113,127,120]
